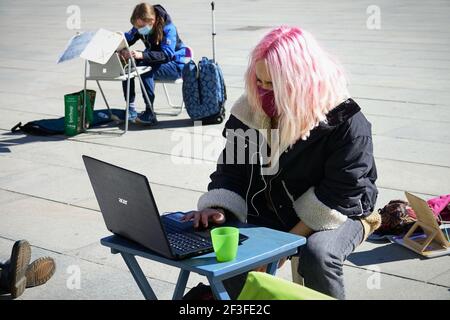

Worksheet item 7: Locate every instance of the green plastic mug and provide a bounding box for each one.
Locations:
[210,227,239,262]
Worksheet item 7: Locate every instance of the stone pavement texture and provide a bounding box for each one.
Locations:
[0,0,449,299]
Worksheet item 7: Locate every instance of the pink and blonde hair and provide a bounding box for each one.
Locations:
[245,26,350,146]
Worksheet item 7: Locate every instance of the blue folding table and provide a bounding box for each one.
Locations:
[101,226,306,300]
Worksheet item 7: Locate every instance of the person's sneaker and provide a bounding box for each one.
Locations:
[9,240,31,298]
[26,257,56,288]
[128,108,138,123]
[136,110,158,125]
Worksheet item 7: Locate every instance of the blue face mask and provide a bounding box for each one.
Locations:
[137,25,152,36]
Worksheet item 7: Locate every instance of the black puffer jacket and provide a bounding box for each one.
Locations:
[198,95,378,232]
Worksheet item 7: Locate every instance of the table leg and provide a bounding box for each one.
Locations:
[172,269,190,300]
[120,252,157,300]
[208,277,231,300]
[266,260,278,275]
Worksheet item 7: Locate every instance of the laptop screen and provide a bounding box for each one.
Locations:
[83,155,173,257]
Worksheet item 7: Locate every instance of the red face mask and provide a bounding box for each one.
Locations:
[257,86,277,118]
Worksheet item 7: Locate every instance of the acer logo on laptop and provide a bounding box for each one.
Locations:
[118,198,128,205]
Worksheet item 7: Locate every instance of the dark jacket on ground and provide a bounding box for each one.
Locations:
[197,94,378,232]
[124,4,189,68]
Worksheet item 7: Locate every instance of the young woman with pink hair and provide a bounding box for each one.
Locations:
[183,26,381,300]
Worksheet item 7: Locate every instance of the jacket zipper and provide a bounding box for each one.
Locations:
[281,180,294,203]
[264,168,287,227]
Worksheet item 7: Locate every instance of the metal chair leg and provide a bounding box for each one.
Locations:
[96,80,113,118]
[82,60,88,131]
[154,82,184,116]
[163,83,182,108]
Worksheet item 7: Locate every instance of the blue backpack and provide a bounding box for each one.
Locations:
[182,57,226,124]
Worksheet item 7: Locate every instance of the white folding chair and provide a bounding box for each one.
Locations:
[154,47,193,116]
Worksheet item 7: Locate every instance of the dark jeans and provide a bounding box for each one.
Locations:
[222,218,364,300]
[122,61,182,110]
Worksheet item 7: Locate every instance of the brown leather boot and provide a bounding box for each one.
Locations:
[26,257,56,288]
[0,240,31,298]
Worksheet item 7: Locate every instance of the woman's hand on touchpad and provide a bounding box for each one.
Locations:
[181,208,226,229]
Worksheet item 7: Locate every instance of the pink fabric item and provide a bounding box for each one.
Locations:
[427,194,450,221]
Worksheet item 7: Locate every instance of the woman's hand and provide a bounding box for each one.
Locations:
[181,208,226,229]
[131,50,143,60]
[290,221,314,238]
[120,49,131,60]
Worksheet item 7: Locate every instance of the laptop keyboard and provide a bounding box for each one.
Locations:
[166,232,212,253]
[163,220,212,254]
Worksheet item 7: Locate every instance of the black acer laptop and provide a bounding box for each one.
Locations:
[82,155,248,260]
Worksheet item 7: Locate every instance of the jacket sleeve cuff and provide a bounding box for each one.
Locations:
[293,187,348,231]
[197,188,247,223]
[143,50,168,64]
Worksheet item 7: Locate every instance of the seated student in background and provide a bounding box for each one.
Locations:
[120,3,190,125]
